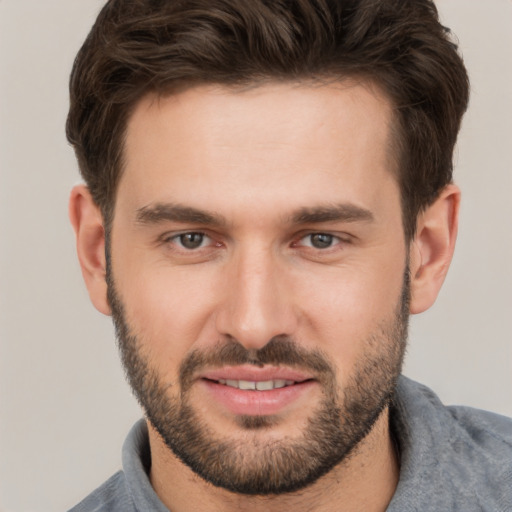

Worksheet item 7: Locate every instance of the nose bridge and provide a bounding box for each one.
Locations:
[216,243,296,349]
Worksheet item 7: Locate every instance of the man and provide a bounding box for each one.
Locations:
[66,0,512,510]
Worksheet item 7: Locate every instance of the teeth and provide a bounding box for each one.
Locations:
[256,380,274,391]
[218,379,296,390]
[273,379,287,389]
[239,380,256,390]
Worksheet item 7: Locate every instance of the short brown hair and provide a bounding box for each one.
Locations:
[66,0,469,240]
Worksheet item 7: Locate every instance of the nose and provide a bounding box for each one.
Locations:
[215,247,298,351]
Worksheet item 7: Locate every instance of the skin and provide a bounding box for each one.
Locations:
[70,81,459,512]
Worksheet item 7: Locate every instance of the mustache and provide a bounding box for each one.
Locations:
[179,336,335,389]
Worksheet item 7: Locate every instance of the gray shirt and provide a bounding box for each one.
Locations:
[69,376,512,511]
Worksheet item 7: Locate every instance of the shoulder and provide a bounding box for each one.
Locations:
[400,377,512,454]
[390,377,512,511]
[68,420,168,512]
[446,403,512,446]
[443,403,512,487]
[68,471,135,512]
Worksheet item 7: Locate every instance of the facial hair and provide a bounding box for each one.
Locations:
[107,267,409,496]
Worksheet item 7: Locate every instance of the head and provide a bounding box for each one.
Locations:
[67,0,469,242]
[67,0,468,498]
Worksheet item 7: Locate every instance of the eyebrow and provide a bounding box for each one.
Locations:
[135,202,374,228]
[135,203,227,227]
[290,203,375,224]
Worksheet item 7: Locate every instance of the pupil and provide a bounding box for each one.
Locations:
[311,233,333,249]
[180,233,203,249]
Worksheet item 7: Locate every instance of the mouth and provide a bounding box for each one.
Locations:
[215,378,297,390]
[198,366,317,416]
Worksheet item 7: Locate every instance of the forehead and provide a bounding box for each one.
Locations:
[119,81,398,220]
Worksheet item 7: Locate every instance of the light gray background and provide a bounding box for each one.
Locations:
[0,1,511,511]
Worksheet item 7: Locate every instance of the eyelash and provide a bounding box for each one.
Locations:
[293,233,345,250]
[163,232,218,250]
[161,231,349,253]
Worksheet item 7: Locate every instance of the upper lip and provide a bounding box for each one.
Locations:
[200,365,314,383]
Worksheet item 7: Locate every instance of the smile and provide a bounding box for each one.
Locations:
[200,373,317,416]
[216,379,296,390]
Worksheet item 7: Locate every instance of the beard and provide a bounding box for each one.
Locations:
[107,266,409,496]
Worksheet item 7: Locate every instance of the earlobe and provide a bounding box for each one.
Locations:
[409,184,460,314]
[69,185,112,316]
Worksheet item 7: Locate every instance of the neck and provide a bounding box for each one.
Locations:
[148,408,399,512]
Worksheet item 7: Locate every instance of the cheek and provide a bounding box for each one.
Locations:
[297,260,405,374]
[114,260,223,369]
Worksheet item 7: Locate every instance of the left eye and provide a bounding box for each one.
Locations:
[173,232,211,250]
[299,233,339,249]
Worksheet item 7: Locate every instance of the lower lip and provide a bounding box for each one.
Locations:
[200,379,317,416]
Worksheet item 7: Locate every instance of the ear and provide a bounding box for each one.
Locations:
[69,185,111,316]
[409,184,460,314]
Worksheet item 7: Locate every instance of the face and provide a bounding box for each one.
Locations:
[108,82,409,494]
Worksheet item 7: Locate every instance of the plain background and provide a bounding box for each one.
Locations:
[0,1,511,511]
